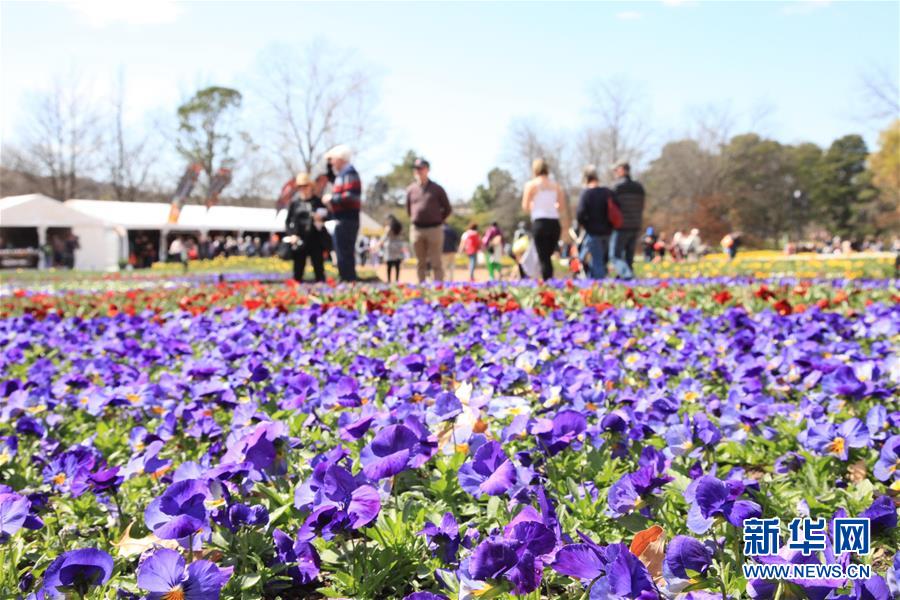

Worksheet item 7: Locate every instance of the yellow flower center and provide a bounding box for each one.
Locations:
[828,437,846,456]
[53,473,66,486]
[163,586,185,600]
[126,393,141,404]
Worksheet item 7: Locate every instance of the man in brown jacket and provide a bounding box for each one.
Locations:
[407,157,452,282]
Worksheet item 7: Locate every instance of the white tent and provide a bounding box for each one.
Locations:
[0,194,122,271]
[65,199,383,234]
[2,196,385,270]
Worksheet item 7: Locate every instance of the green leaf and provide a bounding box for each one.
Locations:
[240,574,261,590]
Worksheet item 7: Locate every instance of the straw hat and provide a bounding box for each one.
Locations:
[295,172,312,186]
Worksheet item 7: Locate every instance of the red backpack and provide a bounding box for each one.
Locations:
[607,193,624,229]
[463,231,481,255]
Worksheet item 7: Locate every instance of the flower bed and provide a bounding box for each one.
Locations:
[0,278,898,599]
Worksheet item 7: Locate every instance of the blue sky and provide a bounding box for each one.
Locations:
[1,0,897,199]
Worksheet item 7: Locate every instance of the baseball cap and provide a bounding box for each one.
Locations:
[413,158,430,169]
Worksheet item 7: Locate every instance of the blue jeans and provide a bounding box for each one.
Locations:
[580,233,610,279]
[467,254,477,280]
[610,229,637,279]
[334,218,359,281]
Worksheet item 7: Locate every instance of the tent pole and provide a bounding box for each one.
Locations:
[159,229,169,262]
[37,227,47,270]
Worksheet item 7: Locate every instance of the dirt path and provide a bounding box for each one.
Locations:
[369,262,517,284]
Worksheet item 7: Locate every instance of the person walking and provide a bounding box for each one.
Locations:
[442,222,460,282]
[459,223,482,282]
[285,172,327,283]
[482,222,504,280]
[575,165,617,280]
[407,157,452,283]
[521,158,571,280]
[642,227,657,262]
[721,231,742,261]
[323,145,361,282]
[609,160,645,280]
[380,215,406,283]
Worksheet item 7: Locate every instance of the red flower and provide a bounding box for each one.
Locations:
[713,290,732,305]
[772,299,792,315]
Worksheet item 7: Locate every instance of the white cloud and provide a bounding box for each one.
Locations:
[781,0,831,16]
[62,0,183,27]
[616,10,643,20]
[661,0,695,6]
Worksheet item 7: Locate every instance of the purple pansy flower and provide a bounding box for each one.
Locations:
[860,495,897,534]
[804,418,869,461]
[874,435,900,482]
[40,548,113,599]
[420,512,461,565]
[469,520,557,594]
[137,548,233,599]
[360,423,435,480]
[42,452,93,497]
[273,529,320,585]
[553,540,656,599]
[296,465,380,539]
[663,535,712,585]
[144,479,210,546]
[458,441,517,499]
[402,593,449,600]
[686,475,761,533]
[0,492,30,542]
[534,409,587,455]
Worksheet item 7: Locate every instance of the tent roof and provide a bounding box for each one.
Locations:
[65,199,383,233]
[65,199,287,232]
[0,194,108,227]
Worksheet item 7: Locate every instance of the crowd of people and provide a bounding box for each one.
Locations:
[117,143,900,282]
[282,151,737,283]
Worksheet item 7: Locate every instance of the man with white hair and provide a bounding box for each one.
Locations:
[324,144,362,281]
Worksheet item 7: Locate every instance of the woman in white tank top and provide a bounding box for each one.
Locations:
[521,158,571,280]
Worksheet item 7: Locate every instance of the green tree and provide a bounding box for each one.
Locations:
[722,134,795,245]
[366,150,418,221]
[868,120,900,232]
[815,134,877,238]
[469,167,522,232]
[176,86,243,191]
[783,142,823,239]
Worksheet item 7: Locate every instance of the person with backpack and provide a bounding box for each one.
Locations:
[458,223,482,282]
[609,160,645,280]
[380,215,406,283]
[576,165,621,279]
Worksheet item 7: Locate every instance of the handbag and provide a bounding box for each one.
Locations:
[277,237,301,260]
[521,239,541,279]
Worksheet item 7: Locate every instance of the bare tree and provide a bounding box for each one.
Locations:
[105,70,156,201]
[859,65,900,123]
[505,118,572,188]
[579,76,652,174]
[257,40,382,175]
[15,73,103,199]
